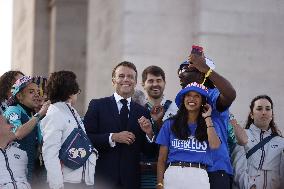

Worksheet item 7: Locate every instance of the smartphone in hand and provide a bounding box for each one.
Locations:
[191,45,203,56]
[202,105,209,113]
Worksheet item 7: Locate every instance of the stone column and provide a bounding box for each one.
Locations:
[11,0,36,75]
[86,0,125,107]
[49,0,88,114]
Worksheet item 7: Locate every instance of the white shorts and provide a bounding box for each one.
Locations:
[164,165,210,189]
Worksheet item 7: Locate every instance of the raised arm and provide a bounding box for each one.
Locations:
[4,101,49,140]
[202,104,220,149]
[189,54,236,111]
[230,115,248,146]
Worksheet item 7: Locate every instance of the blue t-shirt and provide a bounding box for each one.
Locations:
[206,88,233,175]
[156,119,213,166]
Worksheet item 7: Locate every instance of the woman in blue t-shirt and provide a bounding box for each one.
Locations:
[156,82,220,189]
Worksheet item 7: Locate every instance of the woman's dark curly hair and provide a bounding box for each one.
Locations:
[46,71,80,104]
[0,71,24,102]
[171,95,208,141]
[245,95,280,136]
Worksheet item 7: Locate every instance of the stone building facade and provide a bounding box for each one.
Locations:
[12,0,284,131]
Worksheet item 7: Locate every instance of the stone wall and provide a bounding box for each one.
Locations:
[87,0,284,130]
[12,0,284,130]
[198,0,284,129]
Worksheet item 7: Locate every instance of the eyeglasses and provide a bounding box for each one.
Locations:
[178,64,190,75]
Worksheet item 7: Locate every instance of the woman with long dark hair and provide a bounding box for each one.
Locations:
[156,82,220,189]
[245,95,279,134]
[234,95,284,189]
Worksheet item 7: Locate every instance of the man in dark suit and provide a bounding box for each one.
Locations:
[84,61,157,189]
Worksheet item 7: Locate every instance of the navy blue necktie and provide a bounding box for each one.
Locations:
[120,99,129,130]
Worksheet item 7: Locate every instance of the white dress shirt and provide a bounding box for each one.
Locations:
[109,92,154,147]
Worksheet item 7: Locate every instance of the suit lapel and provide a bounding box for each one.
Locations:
[127,101,137,131]
[109,95,123,131]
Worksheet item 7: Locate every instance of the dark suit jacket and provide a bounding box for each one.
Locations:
[84,95,157,189]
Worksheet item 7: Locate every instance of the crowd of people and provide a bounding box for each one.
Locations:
[0,47,283,189]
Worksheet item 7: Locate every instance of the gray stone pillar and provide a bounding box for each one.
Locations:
[12,0,88,114]
[49,0,88,114]
[11,0,36,75]
[11,0,50,76]
[86,0,124,107]
[33,0,50,77]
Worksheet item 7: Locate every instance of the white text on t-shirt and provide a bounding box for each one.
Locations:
[171,136,207,153]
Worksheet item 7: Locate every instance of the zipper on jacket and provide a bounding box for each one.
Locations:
[263,170,267,189]
[258,131,265,170]
[81,163,86,183]
[0,148,18,189]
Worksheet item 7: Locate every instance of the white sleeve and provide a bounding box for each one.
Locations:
[146,134,155,143]
[41,112,64,189]
[280,148,284,188]
[109,133,116,147]
[162,102,178,122]
[231,144,249,189]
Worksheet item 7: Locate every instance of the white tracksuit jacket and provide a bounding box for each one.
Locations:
[41,102,97,189]
[233,124,284,189]
[0,142,31,189]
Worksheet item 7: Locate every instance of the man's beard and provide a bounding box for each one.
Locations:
[148,87,163,99]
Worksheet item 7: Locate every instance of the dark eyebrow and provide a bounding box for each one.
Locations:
[255,106,263,109]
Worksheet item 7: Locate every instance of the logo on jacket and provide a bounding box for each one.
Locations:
[8,112,20,122]
[68,148,87,159]
[14,154,20,159]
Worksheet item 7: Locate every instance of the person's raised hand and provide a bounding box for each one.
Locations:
[202,103,212,118]
[138,116,154,139]
[150,105,164,122]
[38,100,51,117]
[188,53,209,74]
